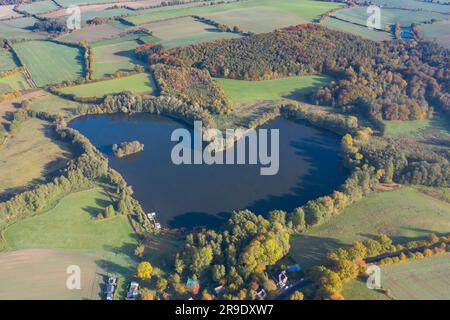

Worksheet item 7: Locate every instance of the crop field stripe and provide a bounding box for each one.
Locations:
[125,0,343,26]
[12,41,84,87]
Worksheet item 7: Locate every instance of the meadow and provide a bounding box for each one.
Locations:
[419,20,450,50]
[381,254,450,300]
[344,253,450,300]
[0,49,18,72]
[0,90,46,130]
[332,6,447,30]
[1,187,138,298]
[383,115,450,138]
[215,75,330,103]
[353,0,450,14]
[55,0,132,6]
[125,0,343,30]
[92,37,144,79]
[57,7,134,23]
[140,16,238,48]
[290,187,450,269]
[0,5,22,20]
[321,17,391,41]
[201,6,310,33]
[18,0,60,15]
[0,17,45,40]
[12,41,84,87]
[0,72,30,94]
[342,279,390,300]
[57,24,124,43]
[0,118,72,197]
[58,73,156,98]
[28,92,82,117]
[0,248,105,300]
[3,188,137,270]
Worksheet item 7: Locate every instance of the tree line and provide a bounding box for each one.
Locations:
[309,233,450,300]
[172,209,291,300]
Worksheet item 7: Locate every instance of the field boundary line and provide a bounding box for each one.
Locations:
[21,67,37,88]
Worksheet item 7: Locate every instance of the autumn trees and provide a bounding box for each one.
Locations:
[152,64,232,114]
[173,210,291,299]
[136,261,154,280]
[147,24,449,121]
[309,233,450,300]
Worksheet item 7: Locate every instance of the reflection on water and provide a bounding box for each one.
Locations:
[70,113,347,229]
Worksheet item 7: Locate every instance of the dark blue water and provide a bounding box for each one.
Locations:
[70,113,346,229]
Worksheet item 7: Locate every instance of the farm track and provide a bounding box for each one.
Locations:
[21,67,37,88]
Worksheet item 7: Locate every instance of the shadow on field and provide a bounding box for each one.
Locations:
[291,235,347,269]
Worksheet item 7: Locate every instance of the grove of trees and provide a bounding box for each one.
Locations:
[146,24,449,121]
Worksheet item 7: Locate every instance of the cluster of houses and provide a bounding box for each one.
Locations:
[214,264,303,300]
[103,276,140,300]
[259,264,302,300]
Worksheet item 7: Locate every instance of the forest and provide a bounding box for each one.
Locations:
[151,63,232,114]
[147,24,449,121]
[172,209,291,300]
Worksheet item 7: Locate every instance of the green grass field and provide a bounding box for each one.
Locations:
[0,118,72,197]
[0,72,30,94]
[419,20,450,50]
[0,18,45,40]
[0,4,22,20]
[290,187,450,269]
[0,187,138,299]
[140,16,239,48]
[381,254,450,300]
[202,6,310,33]
[19,0,59,14]
[125,0,343,29]
[58,73,156,98]
[55,0,132,6]
[3,188,137,269]
[215,75,330,103]
[56,7,134,24]
[28,92,82,117]
[92,37,144,79]
[0,248,106,300]
[12,41,84,87]
[322,17,391,41]
[353,0,450,14]
[332,6,446,30]
[0,50,19,72]
[57,24,125,43]
[342,279,390,300]
[344,253,450,300]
